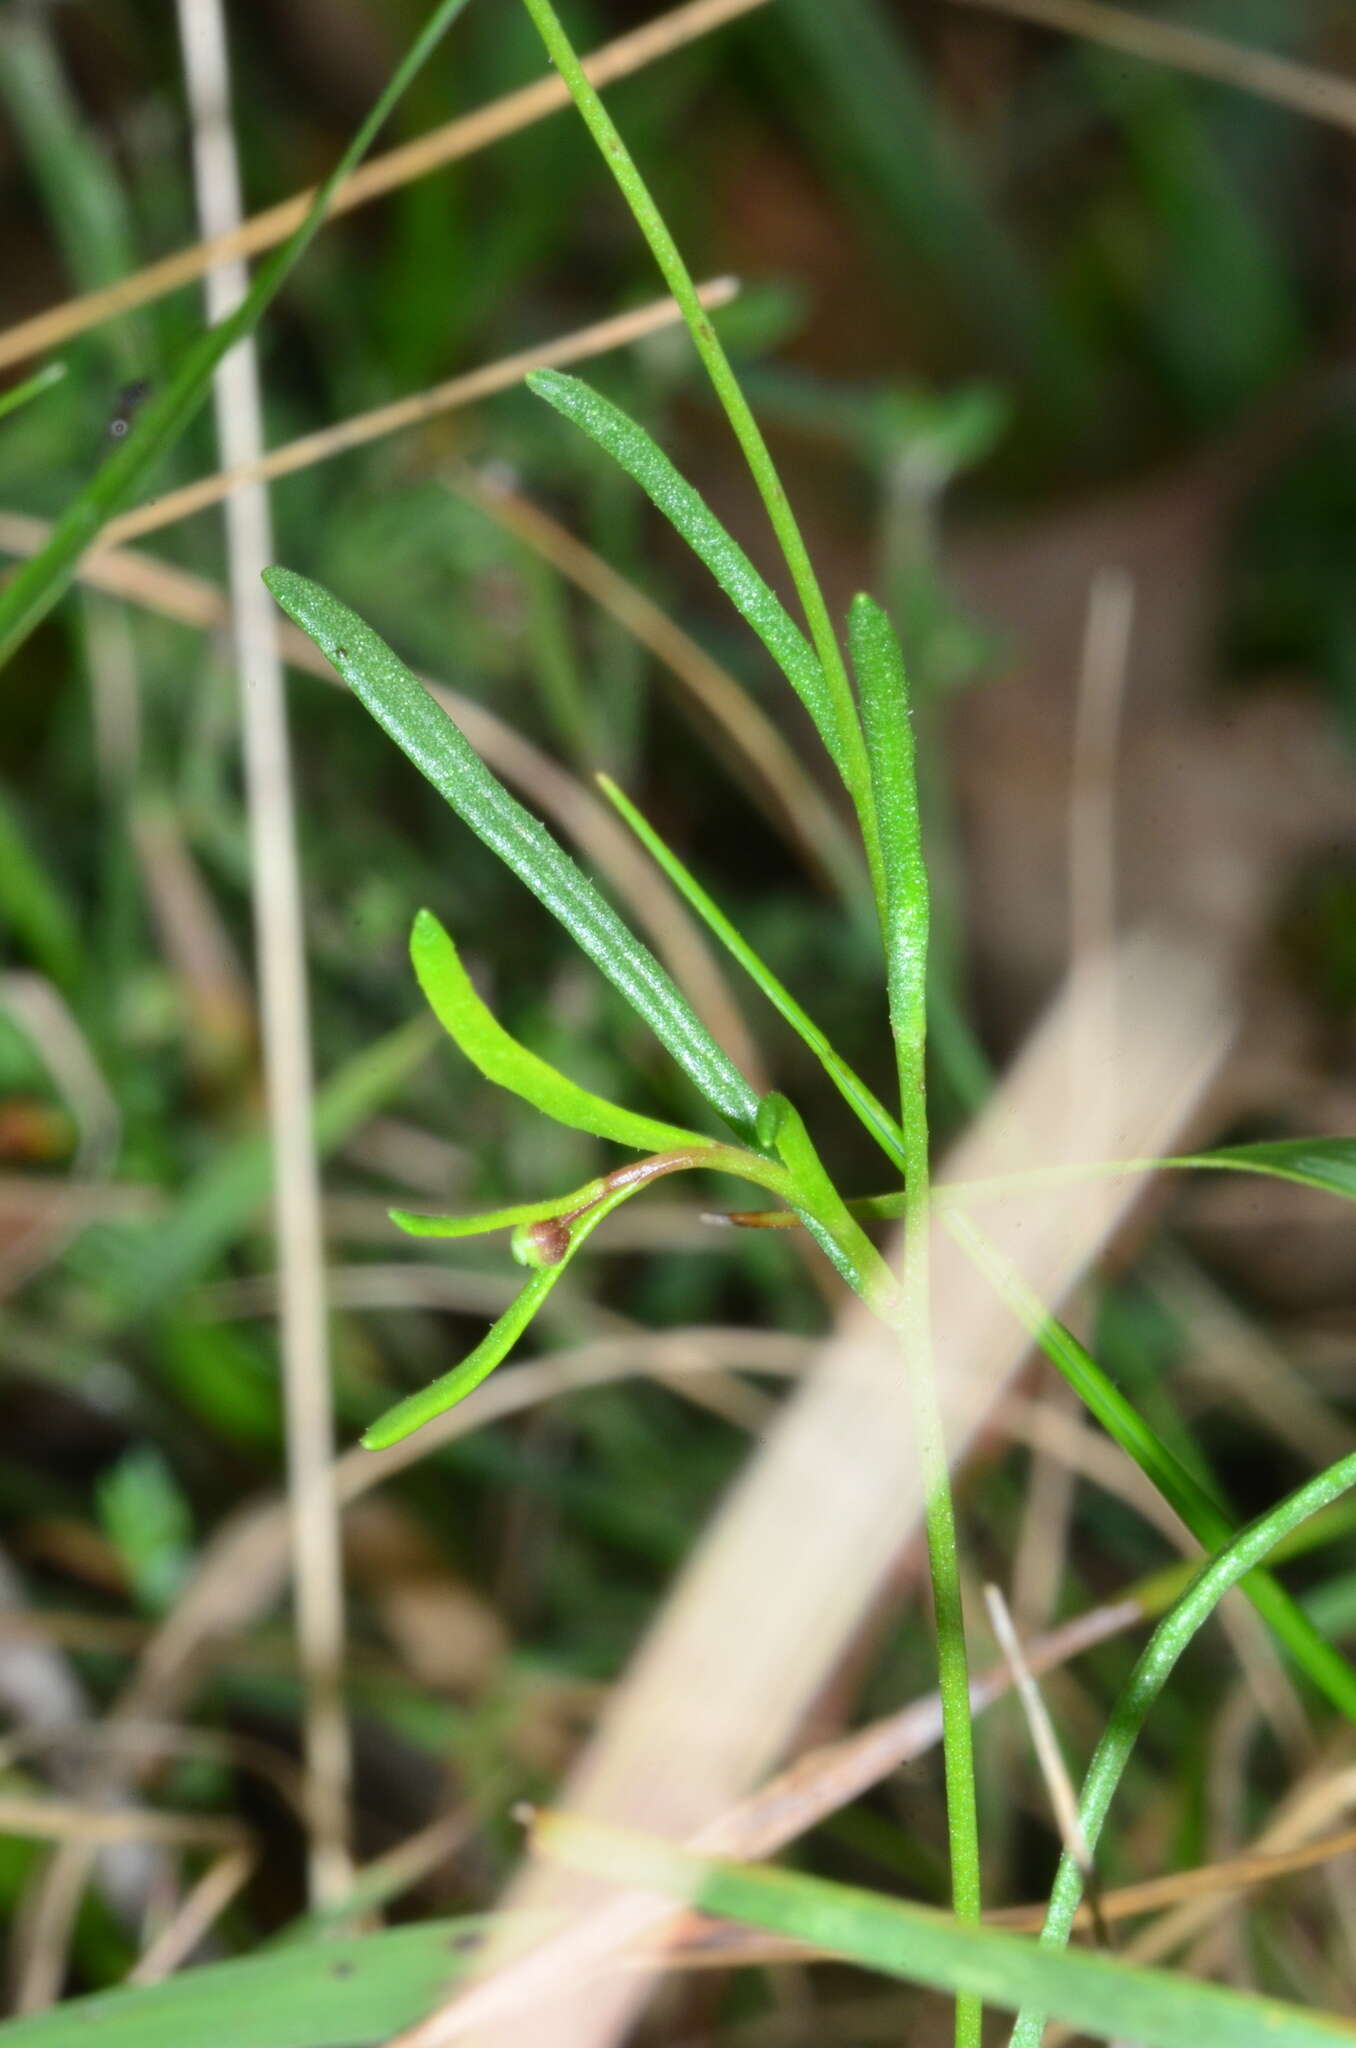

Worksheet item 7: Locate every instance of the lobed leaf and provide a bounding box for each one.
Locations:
[263,569,761,1143]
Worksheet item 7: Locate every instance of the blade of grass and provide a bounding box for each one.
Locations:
[597,773,906,1169]
[0,0,474,669]
[515,0,886,926]
[533,1812,1356,2048]
[0,362,66,426]
[0,1918,486,2048]
[851,591,979,2048]
[262,569,762,1142]
[949,1207,1356,1723]
[1010,1441,1356,2045]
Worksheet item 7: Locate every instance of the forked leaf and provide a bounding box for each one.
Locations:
[411,907,708,1153]
[263,569,761,1143]
[362,1174,642,1450]
[526,369,850,783]
[533,1813,1355,2048]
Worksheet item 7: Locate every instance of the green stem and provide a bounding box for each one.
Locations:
[514,0,886,925]
[852,596,980,2048]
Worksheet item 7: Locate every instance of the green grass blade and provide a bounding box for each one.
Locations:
[528,371,848,784]
[361,1171,641,1449]
[0,0,473,670]
[0,360,66,426]
[950,1209,1356,1724]
[411,906,708,1153]
[1011,1443,1356,2046]
[0,1919,483,2048]
[597,773,907,1172]
[264,569,761,1141]
[535,1814,1356,2048]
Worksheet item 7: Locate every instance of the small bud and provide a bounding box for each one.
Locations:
[511,1216,571,1269]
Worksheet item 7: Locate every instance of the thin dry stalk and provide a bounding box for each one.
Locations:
[950,0,1356,137]
[0,0,767,374]
[97,282,738,551]
[175,0,350,1903]
[983,1583,1108,1945]
[127,1845,256,1985]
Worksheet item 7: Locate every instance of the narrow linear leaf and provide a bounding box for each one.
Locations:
[534,1814,1356,2048]
[390,1183,608,1243]
[756,1092,896,1310]
[950,1208,1356,1724]
[598,774,907,1173]
[0,359,65,426]
[850,593,927,1067]
[410,906,704,1153]
[1012,1441,1356,2046]
[1174,1136,1356,1203]
[263,569,760,1142]
[527,370,850,784]
[0,0,474,668]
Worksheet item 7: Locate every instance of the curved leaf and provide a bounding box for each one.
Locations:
[263,569,760,1143]
[527,370,850,784]
[1176,1136,1356,1202]
[410,907,704,1153]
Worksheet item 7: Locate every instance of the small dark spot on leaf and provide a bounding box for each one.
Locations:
[335,646,347,659]
[330,1959,355,1979]
[445,1927,482,1953]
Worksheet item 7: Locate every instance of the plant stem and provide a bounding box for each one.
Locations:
[515,0,887,924]
[854,596,981,2048]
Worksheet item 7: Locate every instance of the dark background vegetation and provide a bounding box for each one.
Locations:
[1,0,1355,2032]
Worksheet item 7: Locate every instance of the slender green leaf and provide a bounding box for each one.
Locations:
[851,592,927,1083]
[0,1919,483,2048]
[949,1208,1356,1724]
[535,1814,1356,2048]
[263,568,761,1142]
[390,1182,610,1243]
[0,786,81,987]
[755,1092,896,1311]
[0,360,65,426]
[1175,1136,1356,1203]
[410,906,704,1152]
[598,774,907,1172]
[0,0,473,669]
[1012,1442,1356,2045]
[527,371,849,783]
